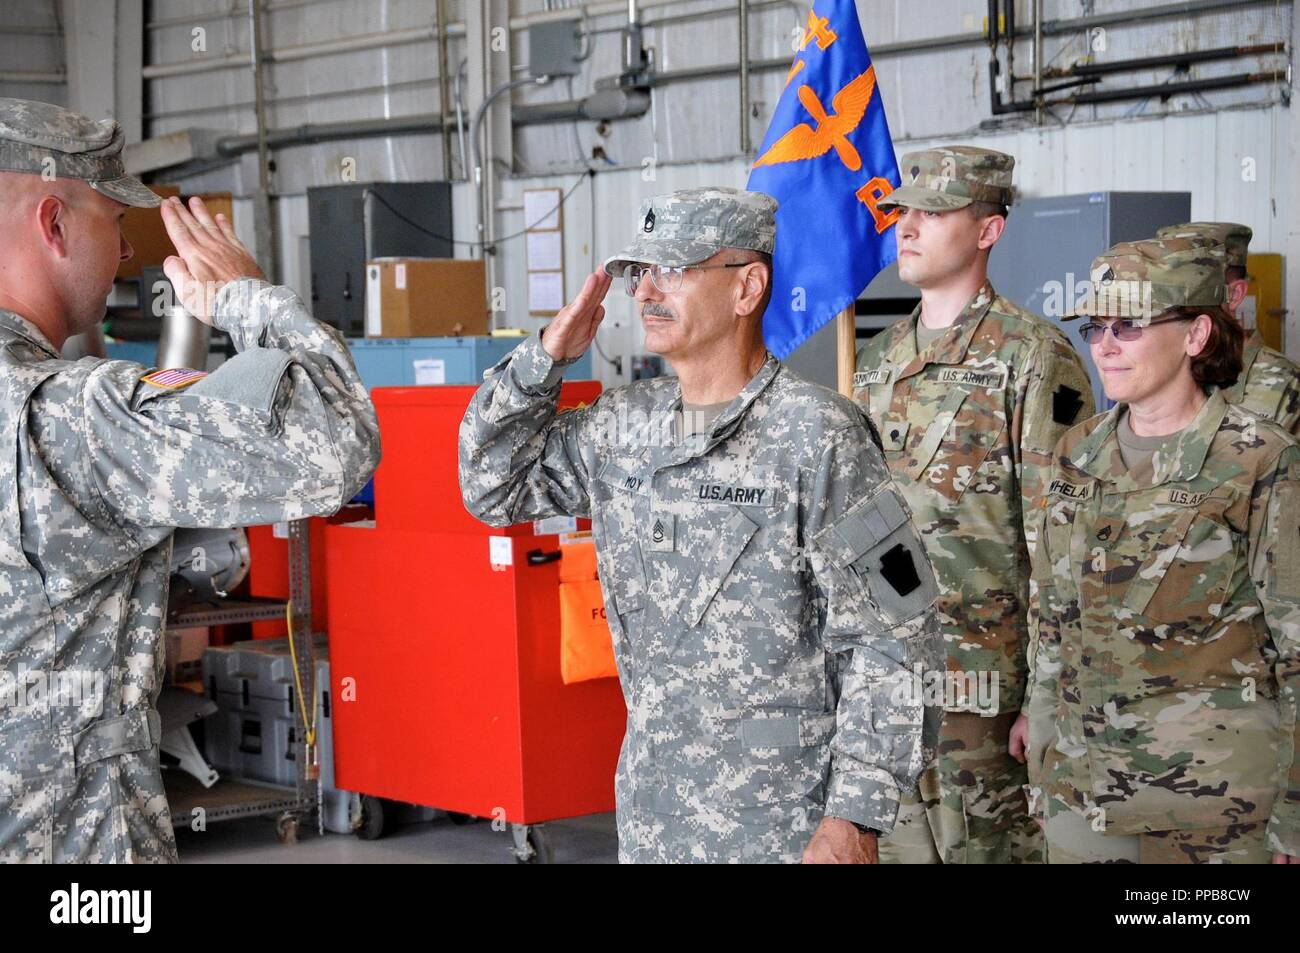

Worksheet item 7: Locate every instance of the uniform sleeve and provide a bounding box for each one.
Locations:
[77,279,380,534]
[1014,337,1094,542]
[457,332,595,527]
[804,423,944,833]
[1247,443,1300,857]
[1276,375,1300,438]
[1023,502,1064,818]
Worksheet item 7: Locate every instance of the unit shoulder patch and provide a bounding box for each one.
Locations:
[1053,384,1085,425]
[878,543,922,596]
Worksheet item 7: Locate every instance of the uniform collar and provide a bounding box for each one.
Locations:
[0,309,61,360]
[1222,334,1264,404]
[894,279,998,379]
[664,352,781,460]
[1070,389,1228,486]
[1242,331,1264,376]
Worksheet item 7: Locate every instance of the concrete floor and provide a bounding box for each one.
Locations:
[176,810,619,864]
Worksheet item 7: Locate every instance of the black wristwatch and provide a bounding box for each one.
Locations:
[850,821,880,837]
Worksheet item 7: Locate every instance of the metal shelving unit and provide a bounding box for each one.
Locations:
[165,519,320,844]
[171,596,291,627]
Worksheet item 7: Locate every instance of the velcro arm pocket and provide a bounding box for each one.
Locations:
[812,488,939,626]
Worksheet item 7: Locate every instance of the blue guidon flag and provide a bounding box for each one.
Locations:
[748,0,901,359]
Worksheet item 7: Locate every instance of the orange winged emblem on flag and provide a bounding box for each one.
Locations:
[752,66,877,173]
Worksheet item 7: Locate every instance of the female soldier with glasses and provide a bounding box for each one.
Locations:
[1017,238,1300,864]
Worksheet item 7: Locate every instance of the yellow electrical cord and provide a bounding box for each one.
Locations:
[284,600,317,751]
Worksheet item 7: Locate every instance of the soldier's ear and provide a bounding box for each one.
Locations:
[1185,313,1214,358]
[976,213,1006,251]
[1227,278,1249,313]
[735,261,769,318]
[35,194,69,257]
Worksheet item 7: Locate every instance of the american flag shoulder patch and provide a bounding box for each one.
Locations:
[141,367,208,390]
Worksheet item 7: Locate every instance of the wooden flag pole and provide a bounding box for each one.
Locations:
[836,305,857,397]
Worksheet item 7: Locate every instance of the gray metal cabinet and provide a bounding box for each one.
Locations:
[307,182,454,336]
[989,191,1192,410]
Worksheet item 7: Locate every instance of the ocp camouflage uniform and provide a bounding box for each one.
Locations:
[854,146,1095,864]
[1027,239,1300,863]
[1028,392,1300,862]
[0,97,381,864]
[459,187,945,863]
[1156,221,1300,437]
[1226,330,1300,437]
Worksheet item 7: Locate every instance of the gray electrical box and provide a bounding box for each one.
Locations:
[307,182,453,336]
[528,19,583,78]
[988,190,1192,410]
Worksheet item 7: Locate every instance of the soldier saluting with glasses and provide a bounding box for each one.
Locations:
[459,186,944,864]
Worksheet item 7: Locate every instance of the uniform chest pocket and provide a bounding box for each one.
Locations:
[903,384,1007,503]
[596,459,648,499]
[668,507,760,629]
[852,364,896,422]
[1037,481,1098,603]
[1125,508,1240,631]
[594,460,648,615]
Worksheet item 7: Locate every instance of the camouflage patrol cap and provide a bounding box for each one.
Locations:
[878,146,1015,212]
[602,187,777,276]
[1063,237,1227,324]
[0,97,160,208]
[1155,221,1253,270]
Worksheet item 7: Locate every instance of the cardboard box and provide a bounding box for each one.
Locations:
[365,258,488,338]
[165,625,210,686]
[117,185,179,279]
[117,188,234,279]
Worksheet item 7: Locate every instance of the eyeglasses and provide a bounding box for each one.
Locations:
[1077,314,1192,345]
[623,261,749,296]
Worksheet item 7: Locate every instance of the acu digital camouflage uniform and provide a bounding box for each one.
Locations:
[1157,221,1300,437]
[459,188,944,863]
[0,98,381,863]
[854,146,1095,864]
[1027,239,1300,863]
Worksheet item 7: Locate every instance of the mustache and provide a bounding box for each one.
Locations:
[642,303,676,320]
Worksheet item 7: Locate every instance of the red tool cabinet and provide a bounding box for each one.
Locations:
[326,383,626,825]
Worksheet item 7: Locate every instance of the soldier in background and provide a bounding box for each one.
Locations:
[1026,238,1300,863]
[853,146,1095,864]
[459,187,944,863]
[0,98,380,863]
[1156,221,1300,435]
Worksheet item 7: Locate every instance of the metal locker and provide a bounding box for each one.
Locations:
[307,182,454,336]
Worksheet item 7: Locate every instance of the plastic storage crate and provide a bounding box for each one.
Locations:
[346,335,594,505]
[202,637,354,833]
[346,335,593,389]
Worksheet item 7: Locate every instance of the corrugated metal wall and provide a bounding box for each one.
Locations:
[97,1,1300,384]
[0,0,67,105]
